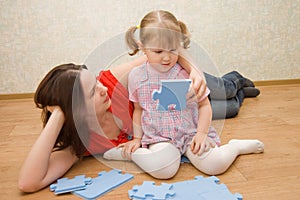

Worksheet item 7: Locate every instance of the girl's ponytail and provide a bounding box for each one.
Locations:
[125,26,140,56]
[178,20,191,49]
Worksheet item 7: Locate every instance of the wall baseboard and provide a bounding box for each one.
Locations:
[1,79,299,100]
[254,79,300,86]
[0,93,34,100]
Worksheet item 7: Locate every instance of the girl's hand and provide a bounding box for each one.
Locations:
[187,67,207,102]
[190,132,214,156]
[118,138,141,160]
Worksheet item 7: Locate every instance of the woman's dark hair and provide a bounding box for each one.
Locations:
[34,63,88,158]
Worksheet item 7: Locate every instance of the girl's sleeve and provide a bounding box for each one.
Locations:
[198,87,210,102]
[128,70,139,103]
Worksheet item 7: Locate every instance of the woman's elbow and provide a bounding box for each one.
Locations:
[18,178,43,193]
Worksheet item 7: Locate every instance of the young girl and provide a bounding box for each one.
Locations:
[104,10,264,179]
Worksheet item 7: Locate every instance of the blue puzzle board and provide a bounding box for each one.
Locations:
[73,169,133,200]
[50,175,92,195]
[128,181,175,200]
[129,176,243,200]
[152,79,191,111]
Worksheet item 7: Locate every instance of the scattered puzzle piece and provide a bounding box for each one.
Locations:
[169,176,224,200]
[201,189,243,200]
[50,175,92,195]
[152,79,191,111]
[128,176,242,200]
[73,169,133,200]
[128,181,175,200]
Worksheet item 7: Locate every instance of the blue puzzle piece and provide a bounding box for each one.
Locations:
[195,176,242,200]
[73,169,133,200]
[152,79,191,111]
[50,175,92,195]
[128,181,175,200]
[201,189,243,200]
[171,176,242,200]
[128,176,242,200]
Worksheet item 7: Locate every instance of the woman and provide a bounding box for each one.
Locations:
[17,54,205,192]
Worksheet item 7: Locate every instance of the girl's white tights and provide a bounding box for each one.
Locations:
[103,139,264,179]
[185,139,264,175]
[131,142,181,179]
[103,142,181,179]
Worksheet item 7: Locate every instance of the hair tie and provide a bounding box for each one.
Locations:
[136,25,141,29]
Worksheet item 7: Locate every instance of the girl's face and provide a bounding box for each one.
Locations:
[80,69,111,118]
[142,43,179,73]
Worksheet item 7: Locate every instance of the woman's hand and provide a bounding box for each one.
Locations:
[177,47,207,101]
[47,105,63,114]
[46,106,65,122]
[118,138,141,160]
[187,67,207,102]
[190,132,215,156]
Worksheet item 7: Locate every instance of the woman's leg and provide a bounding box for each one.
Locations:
[221,71,260,98]
[205,71,257,100]
[104,142,181,179]
[210,97,241,119]
[185,139,264,175]
[205,71,258,119]
[204,72,228,100]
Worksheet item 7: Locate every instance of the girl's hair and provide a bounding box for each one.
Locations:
[34,63,89,158]
[126,10,191,56]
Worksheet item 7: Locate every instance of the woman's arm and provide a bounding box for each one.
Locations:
[18,107,78,193]
[110,56,147,88]
[178,48,207,100]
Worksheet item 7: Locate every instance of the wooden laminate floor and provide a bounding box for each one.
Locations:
[0,84,299,199]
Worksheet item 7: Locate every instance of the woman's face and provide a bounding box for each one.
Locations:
[80,69,111,118]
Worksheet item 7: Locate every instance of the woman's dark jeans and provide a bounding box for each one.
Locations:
[204,72,245,119]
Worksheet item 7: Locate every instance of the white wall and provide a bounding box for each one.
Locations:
[0,0,299,94]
